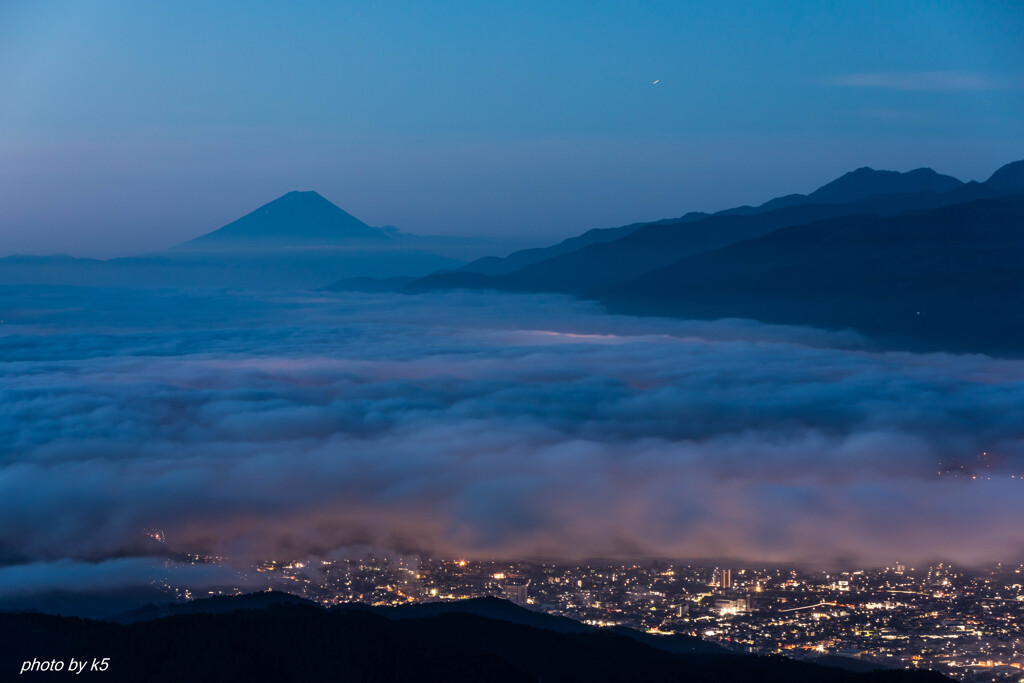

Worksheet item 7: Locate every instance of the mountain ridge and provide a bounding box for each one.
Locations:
[417,159,1022,283]
[369,162,998,290]
[396,158,1024,354]
[600,196,1024,355]
[1,593,952,683]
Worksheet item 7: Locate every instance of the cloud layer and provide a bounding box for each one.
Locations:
[827,70,1016,91]
[2,286,1024,593]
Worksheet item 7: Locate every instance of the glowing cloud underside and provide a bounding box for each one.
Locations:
[2,287,1024,594]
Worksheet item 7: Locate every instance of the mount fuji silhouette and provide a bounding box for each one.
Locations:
[177,191,393,249]
[0,191,463,289]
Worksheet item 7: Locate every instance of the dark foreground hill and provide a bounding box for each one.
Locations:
[1,594,951,683]
[113,594,723,654]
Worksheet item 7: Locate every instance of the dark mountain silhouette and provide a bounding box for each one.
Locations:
[398,159,1024,354]
[449,167,964,280]
[406,190,990,297]
[805,159,1024,212]
[811,655,900,674]
[718,167,964,216]
[600,197,1024,355]
[403,161,1022,297]
[340,596,730,654]
[111,593,722,654]
[1,595,951,682]
[909,164,1018,208]
[335,595,591,633]
[789,167,962,205]
[176,191,393,249]
[976,159,1024,195]
[458,215,709,277]
[407,203,869,295]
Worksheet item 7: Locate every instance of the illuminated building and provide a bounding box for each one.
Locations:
[502,579,529,606]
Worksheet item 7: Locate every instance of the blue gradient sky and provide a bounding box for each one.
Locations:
[1,0,1022,256]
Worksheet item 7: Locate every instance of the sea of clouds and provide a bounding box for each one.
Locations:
[2,285,1023,595]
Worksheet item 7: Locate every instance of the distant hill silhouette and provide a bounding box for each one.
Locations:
[406,202,920,296]
[1,594,951,682]
[176,191,393,249]
[601,197,1024,355]
[808,167,963,202]
[972,159,1024,196]
[442,165,966,281]
[457,216,707,277]
[405,160,1023,296]
[399,158,1024,355]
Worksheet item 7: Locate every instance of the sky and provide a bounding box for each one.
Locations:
[1,0,1023,256]
[3,285,1024,595]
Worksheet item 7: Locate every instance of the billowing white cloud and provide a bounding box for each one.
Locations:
[827,71,1015,91]
[1,286,1023,594]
